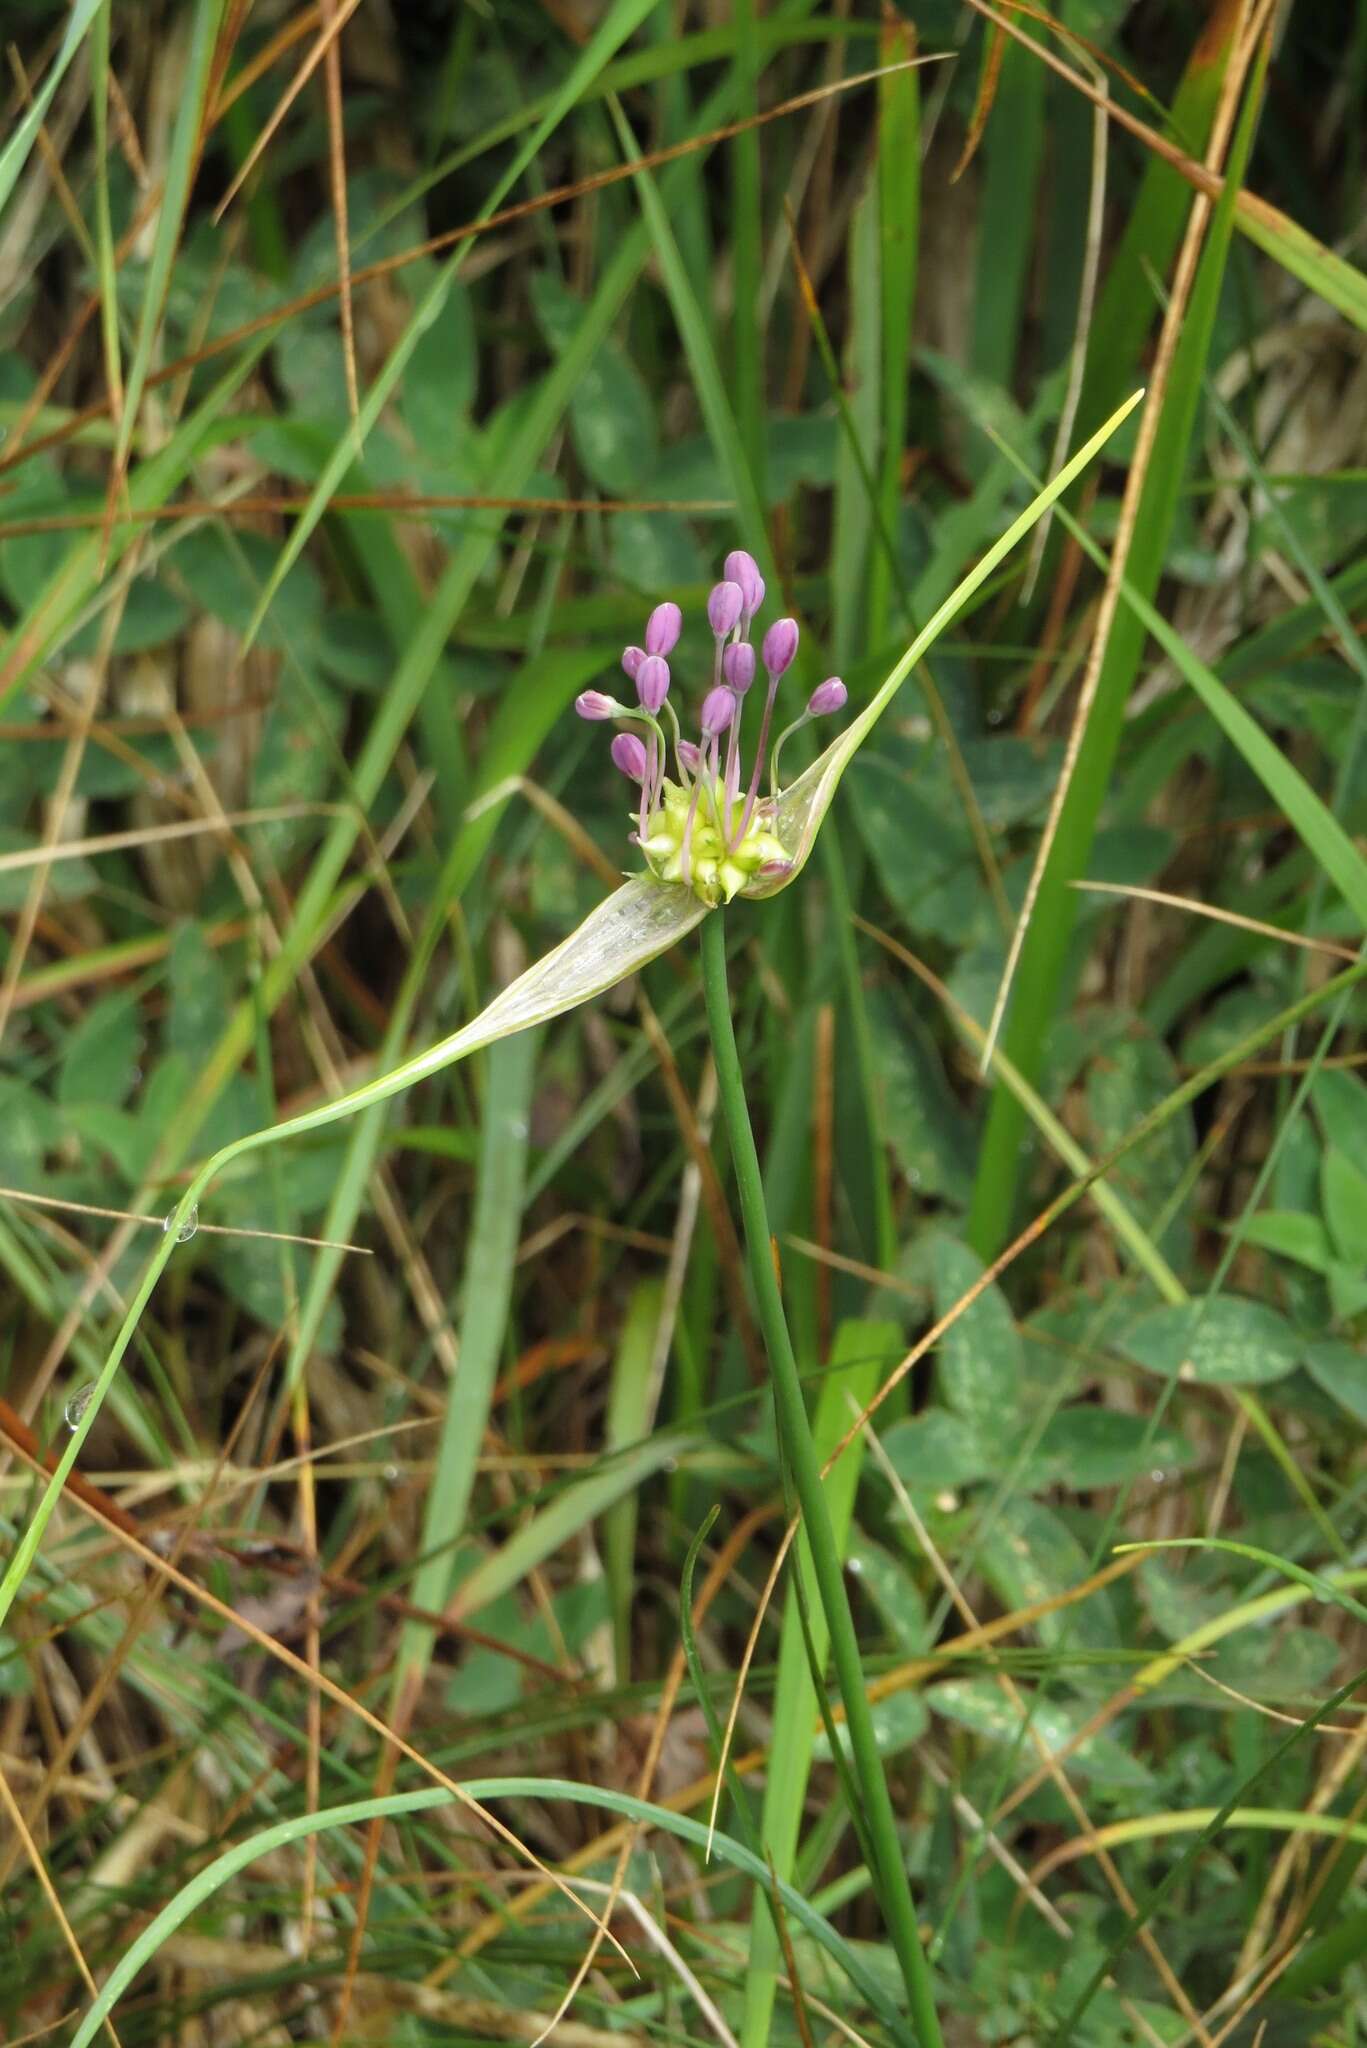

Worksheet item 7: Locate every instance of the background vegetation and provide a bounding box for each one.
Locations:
[1,1,1366,2043]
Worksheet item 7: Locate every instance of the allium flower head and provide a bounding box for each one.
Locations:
[645,601,682,657]
[573,549,849,906]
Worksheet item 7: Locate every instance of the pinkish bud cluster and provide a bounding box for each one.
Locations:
[572,549,848,903]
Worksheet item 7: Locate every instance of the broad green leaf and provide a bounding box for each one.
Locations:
[881,1409,993,1494]
[1086,1027,1194,1268]
[1238,1211,1335,1274]
[531,273,658,493]
[814,1689,929,1764]
[1312,1067,1367,1157]
[929,1234,1026,1440]
[57,992,143,1110]
[1303,1340,1367,1426]
[868,989,975,1204]
[1120,1298,1303,1387]
[977,1497,1118,1653]
[1020,1407,1193,1492]
[1322,1148,1367,1267]
[927,1680,1152,1790]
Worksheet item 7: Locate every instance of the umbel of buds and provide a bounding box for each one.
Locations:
[574,552,848,907]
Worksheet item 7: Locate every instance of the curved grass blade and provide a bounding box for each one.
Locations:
[1117,1538,1367,1631]
[0,0,107,217]
[70,1777,910,2048]
[0,878,706,1635]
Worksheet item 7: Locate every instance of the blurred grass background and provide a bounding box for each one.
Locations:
[1,1,1367,2043]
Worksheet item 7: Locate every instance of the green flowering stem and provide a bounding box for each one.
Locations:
[699,909,942,2048]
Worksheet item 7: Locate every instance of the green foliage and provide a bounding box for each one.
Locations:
[2,5,1366,2046]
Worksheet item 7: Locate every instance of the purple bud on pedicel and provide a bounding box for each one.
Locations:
[761,617,799,678]
[611,732,649,782]
[621,645,645,680]
[576,690,619,721]
[707,580,744,638]
[807,676,848,717]
[700,686,735,737]
[724,549,765,618]
[678,739,702,772]
[636,654,670,713]
[722,641,756,695]
[645,601,682,657]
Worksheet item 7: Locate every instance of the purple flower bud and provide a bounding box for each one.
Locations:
[645,601,682,657]
[724,549,765,618]
[700,686,735,738]
[707,580,744,638]
[722,641,756,695]
[678,739,702,773]
[761,617,799,678]
[621,645,645,680]
[576,690,619,721]
[807,676,848,717]
[636,654,670,713]
[611,732,649,782]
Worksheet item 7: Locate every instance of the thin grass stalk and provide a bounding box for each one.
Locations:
[698,909,943,2048]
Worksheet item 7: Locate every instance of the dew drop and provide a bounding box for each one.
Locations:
[509,1117,529,1141]
[163,1203,199,1243]
[1150,1469,1167,1486]
[65,1383,95,1430]
[383,1463,400,1485]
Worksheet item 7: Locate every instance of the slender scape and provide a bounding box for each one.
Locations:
[699,909,944,2048]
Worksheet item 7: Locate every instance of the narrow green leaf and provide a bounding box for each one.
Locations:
[741,1321,890,2048]
[114,0,226,474]
[70,1778,910,2048]
[971,47,1266,1255]
[0,0,108,217]
[748,390,1145,895]
[399,1029,538,1685]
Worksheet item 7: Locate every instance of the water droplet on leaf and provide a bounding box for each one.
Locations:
[65,1383,95,1430]
[163,1204,198,1243]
